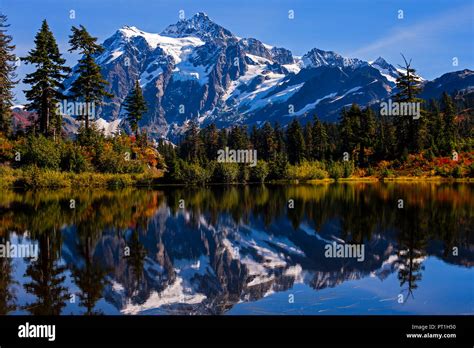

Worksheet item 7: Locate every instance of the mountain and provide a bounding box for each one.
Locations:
[420,69,474,100]
[10,105,122,137]
[60,12,473,139]
[369,56,400,84]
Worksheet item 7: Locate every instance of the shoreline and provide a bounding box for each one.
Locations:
[1,168,472,189]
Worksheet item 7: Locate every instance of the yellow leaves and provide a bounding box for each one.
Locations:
[0,134,14,160]
[377,160,391,170]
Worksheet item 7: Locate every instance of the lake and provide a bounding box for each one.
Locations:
[0,183,472,315]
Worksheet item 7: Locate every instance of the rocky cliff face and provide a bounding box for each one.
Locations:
[62,12,474,140]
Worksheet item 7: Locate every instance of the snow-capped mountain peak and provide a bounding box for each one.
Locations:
[161,12,236,45]
[372,56,391,68]
[59,12,472,140]
[114,25,205,52]
[302,48,366,69]
[369,56,399,84]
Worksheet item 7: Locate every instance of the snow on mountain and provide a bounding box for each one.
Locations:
[121,276,207,315]
[160,11,238,51]
[221,53,289,112]
[96,25,209,87]
[59,12,472,139]
[369,57,399,84]
[94,118,122,136]
[289,92,338,117]
[302,48,367,69]
[119,25,205,61]
[60,114,123,137]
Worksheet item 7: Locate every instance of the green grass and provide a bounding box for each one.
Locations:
[0,166,163,188]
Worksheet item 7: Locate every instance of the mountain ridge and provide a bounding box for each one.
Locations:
[56,12,474,139]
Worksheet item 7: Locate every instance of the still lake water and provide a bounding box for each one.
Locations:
[0,183,472,315]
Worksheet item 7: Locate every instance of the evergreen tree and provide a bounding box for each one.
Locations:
[358,107,376,166]
[202,123,220,160]
[72,232,108,315]
[250,124,260,153]
[426,99,443,155]
[268,121,289,179]
[286,119,305,164]
[0,235,16,314]
[394,55,423,154]
[325,122,339,160]
[339,104,361,158]
[123,80,147,137]
[180,120,204,163]
[303,122,313,160]
[22,20,70,136]
[311,116,328,160]
[217,128,228,150]
[228,125,249,149]
[396,207,427,302]
[273,122,286,153]
[23,232,70,315]
[441,92,457,154]
[125,230,146,301]
[68,25,112,130]
[0,13,17,135]
[414,108,429,153]
[160,141,182,182]
[260,121,277,161]
[375,114,396,160]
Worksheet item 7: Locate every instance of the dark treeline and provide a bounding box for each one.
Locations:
[158,92,472,184]
[158,56,472,184]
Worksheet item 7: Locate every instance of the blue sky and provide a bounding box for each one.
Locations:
[2,0,473,104]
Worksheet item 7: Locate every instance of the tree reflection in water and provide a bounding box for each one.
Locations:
[0,183,471,315]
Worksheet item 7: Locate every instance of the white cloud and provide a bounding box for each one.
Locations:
[350,4,473,58]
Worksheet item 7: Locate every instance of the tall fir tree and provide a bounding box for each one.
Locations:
[311,116,329,160]
[286,119,305,164]
[71,230,108,315]
[202,123,220,160]
[180,120,204,163]
[123,80,147,137]
[375,114,396,160]
[273,121,286,153]
[0,235,16,314]
[358,107,376,166]
[394,55,423,154]
[441,92,457,154]
[228,125,249,150]
[426,99,443,155]
[303,122,313,160]
[339,104,361,158]
[68,25,112,130]
[23,232,70,315]
[0,13,17,135]
[260,121,278,161]
[250,124,260,152]
[22,20,70,137]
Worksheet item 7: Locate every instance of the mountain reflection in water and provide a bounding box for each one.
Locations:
[0,183,472,315]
